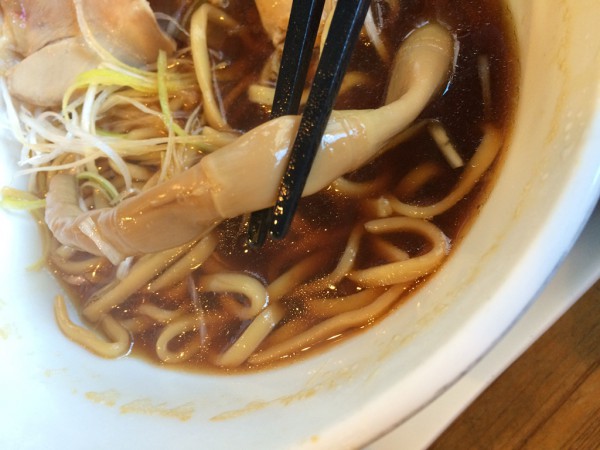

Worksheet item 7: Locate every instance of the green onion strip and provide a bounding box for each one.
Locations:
[75,172,120,202]
[157,50,187,137]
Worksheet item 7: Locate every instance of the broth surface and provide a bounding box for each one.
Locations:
[50,0,519,373]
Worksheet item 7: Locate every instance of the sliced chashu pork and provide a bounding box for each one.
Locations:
[7,37,99,107]
[80,0,175,66]
[0,0,78,56]
[3,0,176,106]
[255,0,335,48]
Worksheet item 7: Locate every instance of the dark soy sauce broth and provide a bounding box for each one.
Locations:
[55,0,519,373]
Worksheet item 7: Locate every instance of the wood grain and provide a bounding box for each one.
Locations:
[429,279,600,450]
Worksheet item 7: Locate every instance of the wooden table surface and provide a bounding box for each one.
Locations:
[429,278,600,449]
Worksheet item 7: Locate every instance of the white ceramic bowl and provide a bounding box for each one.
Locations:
[1,1,599,449]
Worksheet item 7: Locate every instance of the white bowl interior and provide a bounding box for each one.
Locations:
[1,1,599,449]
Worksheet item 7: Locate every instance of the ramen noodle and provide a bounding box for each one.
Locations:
[0,0,518,372]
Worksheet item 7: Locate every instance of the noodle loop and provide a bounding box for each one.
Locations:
[349,217,450,287]
[198,273,269,320]
[54,295,131,358]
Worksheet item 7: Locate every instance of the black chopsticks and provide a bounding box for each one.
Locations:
[247,0,326,246]
[248,0,371,246]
